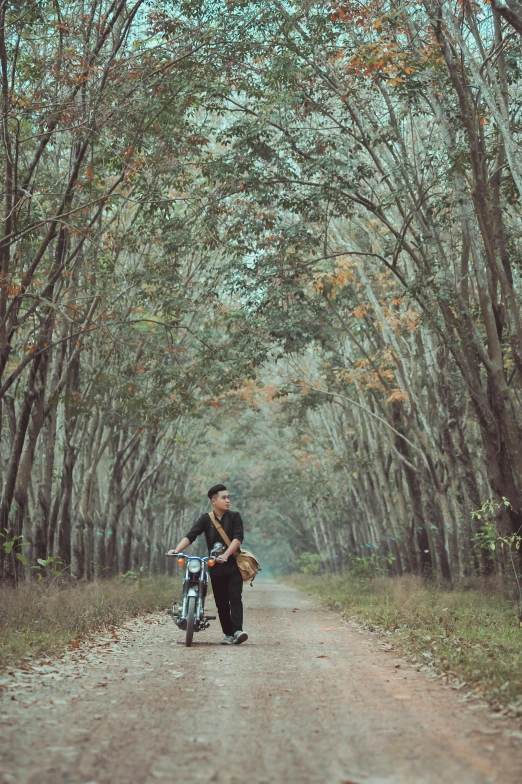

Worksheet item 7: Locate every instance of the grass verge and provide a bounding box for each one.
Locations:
[289,574,522,715]
[0,576,179,668]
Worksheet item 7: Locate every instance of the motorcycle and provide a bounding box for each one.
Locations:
[166,542,225,646]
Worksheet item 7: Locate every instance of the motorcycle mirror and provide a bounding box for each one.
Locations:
[211,542,225,555]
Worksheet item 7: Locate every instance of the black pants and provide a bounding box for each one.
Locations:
[210,567,243,636]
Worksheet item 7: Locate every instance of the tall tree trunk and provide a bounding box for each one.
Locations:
[0,359,40,583]
[12,355,49,581]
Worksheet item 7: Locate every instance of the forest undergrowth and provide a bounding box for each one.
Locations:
[0,576,179,669]
[290,575,522,717]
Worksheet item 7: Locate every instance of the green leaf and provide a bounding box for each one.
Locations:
[4,541,14,554]
[37,558,48,566]
[16,553,28,565]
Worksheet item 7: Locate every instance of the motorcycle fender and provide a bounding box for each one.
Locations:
[187,587,198,598]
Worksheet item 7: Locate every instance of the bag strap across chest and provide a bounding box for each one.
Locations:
[209,511,232,548]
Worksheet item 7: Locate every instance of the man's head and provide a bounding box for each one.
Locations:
[208,484,230,514]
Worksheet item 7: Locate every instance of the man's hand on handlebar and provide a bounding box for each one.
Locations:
[168,536,190,557]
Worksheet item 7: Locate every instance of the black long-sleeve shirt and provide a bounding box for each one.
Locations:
[184,510,244,576]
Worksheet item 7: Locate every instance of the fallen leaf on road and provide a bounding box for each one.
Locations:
[317,655,329,659]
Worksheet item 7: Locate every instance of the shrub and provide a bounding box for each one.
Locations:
[0,576,179,668]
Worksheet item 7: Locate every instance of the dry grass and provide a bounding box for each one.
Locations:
[290,574,522,713]
[0,576,179,668]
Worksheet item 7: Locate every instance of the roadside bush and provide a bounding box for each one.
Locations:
[295,552,322,574]
[290,573,522,712]
[0,576,179,668]
[347,552,395,578]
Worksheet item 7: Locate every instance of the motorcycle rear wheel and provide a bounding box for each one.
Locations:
[185,596,196,647]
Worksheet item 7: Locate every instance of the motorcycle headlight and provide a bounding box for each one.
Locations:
[188,559,201,574]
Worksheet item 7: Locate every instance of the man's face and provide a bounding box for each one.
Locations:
[212,490,230,514]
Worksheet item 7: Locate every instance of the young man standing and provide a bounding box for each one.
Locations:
[168,484,248,645]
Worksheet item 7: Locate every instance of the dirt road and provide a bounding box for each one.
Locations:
[1,579,522,784]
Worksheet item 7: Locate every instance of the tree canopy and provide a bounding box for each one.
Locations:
[1,0,522,583]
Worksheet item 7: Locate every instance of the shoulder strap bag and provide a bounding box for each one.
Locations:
[209,511,261,586]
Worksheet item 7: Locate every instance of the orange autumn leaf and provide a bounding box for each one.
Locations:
[386,389,408,404]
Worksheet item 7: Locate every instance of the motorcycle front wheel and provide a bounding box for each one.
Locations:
[185,595,196,647]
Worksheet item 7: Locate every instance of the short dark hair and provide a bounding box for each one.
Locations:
[208,484,227,500]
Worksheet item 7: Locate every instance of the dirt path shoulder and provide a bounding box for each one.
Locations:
[1,579,521,784]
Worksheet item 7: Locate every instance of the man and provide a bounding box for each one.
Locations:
[168,484,248,645]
